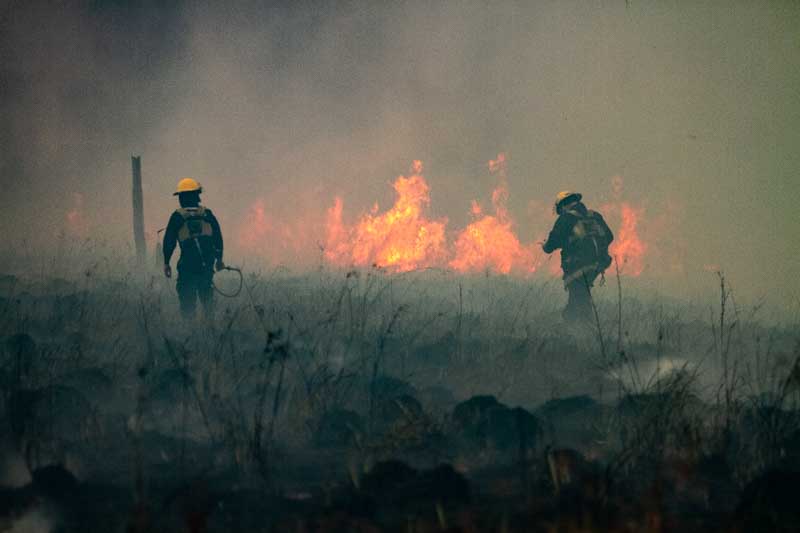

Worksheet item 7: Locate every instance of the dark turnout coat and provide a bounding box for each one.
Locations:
[543,202,613,285]
[163,206,223,274]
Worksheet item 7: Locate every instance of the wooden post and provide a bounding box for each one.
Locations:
[131,156,146,265]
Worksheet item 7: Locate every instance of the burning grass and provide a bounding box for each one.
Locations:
[232,155,653,278]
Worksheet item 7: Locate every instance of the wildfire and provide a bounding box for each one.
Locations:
[609,203,646,276]
[238,199,270,249]
[597,176,648,277]
[238,198,321,266]
[449,153,536,274]
[324,161,448,272]
[318,161,650,277]
[65,193,89,238]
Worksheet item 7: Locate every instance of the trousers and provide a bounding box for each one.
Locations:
[563,271,598,322]
[176,269,214,319]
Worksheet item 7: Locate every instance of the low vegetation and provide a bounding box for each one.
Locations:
[0,254,798,531]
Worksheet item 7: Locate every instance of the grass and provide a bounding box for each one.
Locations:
[0,245,799,531]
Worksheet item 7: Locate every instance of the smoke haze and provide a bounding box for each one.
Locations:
[2,0,799,305]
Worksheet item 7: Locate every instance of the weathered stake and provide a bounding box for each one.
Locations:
[131,155,146,265]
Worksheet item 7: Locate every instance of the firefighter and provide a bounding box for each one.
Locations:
[163,178,224,319]
[542,191,613,322]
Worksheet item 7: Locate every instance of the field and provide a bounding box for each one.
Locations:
[1,254,799,532]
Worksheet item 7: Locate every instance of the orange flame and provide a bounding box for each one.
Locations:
[324,196,349,261]
[238,198,320,266]
[609,203,646,276]
[238,199,270,249]
[325,161,447,272]
[322,163,649,277]
[65,193,89,238]
[449,153,536,274]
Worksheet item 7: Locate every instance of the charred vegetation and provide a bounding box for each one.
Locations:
[0,266,797,531]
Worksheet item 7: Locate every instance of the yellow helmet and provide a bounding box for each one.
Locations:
[174,178,202,195]
[555,190,582,208]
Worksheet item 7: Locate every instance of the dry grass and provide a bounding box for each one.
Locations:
[0,247,798,531]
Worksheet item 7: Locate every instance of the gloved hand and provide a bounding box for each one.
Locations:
[215,259,226,272]
[164,264,172,278]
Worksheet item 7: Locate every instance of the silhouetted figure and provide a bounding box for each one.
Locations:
[163,178,224,319]
[543,191,613,322]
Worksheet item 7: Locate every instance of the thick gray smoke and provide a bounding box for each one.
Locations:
[1,1,798,306]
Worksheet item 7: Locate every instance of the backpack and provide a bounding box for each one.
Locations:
[565,209,612,272]
[175,207,216,268]
[176,207,214,245]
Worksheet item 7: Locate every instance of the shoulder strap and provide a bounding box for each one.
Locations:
[568,210,609,244]
[176,206,213,242]
[176,206,206,219]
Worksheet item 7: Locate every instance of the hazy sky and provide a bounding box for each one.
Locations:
[1,1,798,304]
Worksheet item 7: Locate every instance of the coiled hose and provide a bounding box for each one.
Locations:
[213,266,243,298]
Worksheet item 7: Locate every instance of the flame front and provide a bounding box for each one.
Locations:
[238,198,321,266]
[449,153,536,274]
[325,161,447,272]
[609,203,646,276]
[316,161,651,277]
[65,193,89,238]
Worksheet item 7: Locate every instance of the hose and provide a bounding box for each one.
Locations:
[213,266,243,298]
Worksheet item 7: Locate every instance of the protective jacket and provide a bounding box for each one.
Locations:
[543,202,613,284]
[163,206,223,273]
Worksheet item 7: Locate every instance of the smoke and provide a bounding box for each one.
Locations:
[2,1,799,305]
[8,509,55,533]
[0,446,32,488]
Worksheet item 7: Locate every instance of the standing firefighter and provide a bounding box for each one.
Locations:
[542,191,613,322]
[163,178,225,319]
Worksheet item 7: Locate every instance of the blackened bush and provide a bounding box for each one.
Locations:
[736,469,800,532]
[451,395,541,454]
[314,409,363,448]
